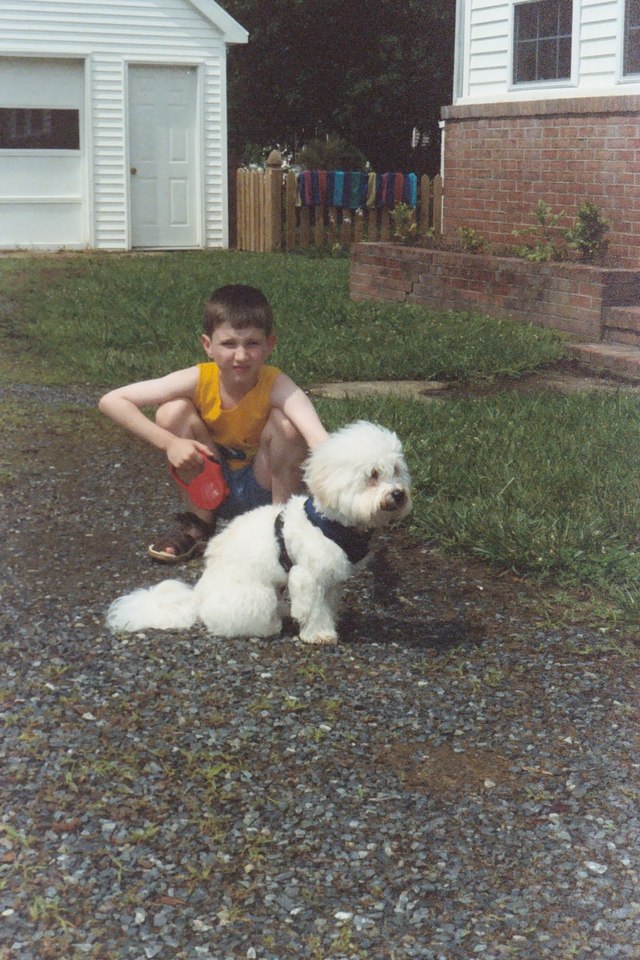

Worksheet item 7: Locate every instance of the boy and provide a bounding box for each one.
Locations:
[99,284,328,563]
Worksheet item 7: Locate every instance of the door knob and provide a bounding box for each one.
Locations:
[130,167,137,175]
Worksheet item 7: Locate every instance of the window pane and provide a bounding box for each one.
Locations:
[515,41,538,82]
[558,0,573,34]
[537,37,559,79]
[557,35,572,75]
[625,0,640,74]
[0,108,80,149]
[539,2,560,39]
[628,0,640,27]
[517,5,539,40]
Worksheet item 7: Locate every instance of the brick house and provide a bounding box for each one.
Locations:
[441,0,640,267]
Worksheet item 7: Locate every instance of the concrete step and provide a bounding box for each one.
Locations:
[603,305,640,345]
[568,341,640,381]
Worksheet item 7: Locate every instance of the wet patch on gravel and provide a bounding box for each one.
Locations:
[1,381,639,960]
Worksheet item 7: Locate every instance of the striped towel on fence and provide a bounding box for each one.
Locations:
[326,171,335,204]
[298,170,418,208]
[332,171,344,206]
[403,173,418,208]
[298,171,312,205]
[349,172,363,209]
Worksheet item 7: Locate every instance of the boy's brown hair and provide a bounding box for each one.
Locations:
[203,284,274,337]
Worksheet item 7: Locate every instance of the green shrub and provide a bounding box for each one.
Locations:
[512,200,568,262]
[297,137,368,171]
[565,201,610,264]
[390,203,417,245]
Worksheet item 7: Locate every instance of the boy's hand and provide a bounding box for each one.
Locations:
[166,438,213,481]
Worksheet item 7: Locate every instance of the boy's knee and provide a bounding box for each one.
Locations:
[155,398,197,431]
[267,408,304,446]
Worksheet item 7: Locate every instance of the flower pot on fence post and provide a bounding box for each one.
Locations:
[265,149,283,253]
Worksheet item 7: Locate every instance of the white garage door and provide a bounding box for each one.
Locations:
[0,58,85,249]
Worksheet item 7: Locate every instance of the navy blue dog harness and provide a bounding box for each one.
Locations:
[275,498,372,573]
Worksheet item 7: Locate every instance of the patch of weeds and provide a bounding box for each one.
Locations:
[242,830,274,865]
[282,694,308,712]
[128,822,161,844]
[248,693,273,713]
[304,726,330,743]
[28,895,75,932]
[321,697,342,721]
[330,918,368,959]
[0,822,32,849]
[297,662,328,682]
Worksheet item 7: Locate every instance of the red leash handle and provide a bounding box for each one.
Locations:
[169,455,229,510]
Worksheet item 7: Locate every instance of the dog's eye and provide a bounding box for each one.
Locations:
[370,469,380,482]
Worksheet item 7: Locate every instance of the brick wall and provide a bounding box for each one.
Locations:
[349,242,640,340]
[440,96,640,269]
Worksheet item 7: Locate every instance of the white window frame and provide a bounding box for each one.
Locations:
[510,0,578,91]
[620,0,640,78]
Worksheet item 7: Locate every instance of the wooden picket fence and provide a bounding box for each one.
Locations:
[236,166,442,253]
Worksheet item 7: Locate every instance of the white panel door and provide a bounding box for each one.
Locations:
[128,65,199,248]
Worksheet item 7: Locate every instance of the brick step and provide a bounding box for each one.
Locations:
[568,342,640,381]
[603,328,640,346]
[603,306,640,344]
[603,306,640,346]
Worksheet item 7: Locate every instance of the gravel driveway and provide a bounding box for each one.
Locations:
[1,381,639,960]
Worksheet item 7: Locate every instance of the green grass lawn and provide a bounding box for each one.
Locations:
[1,250,564,385]
[3,250,640,619]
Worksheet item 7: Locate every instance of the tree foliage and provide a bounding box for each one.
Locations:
[224,0,455,174]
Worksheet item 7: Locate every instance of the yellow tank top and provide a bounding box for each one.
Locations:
[194,363,281,470]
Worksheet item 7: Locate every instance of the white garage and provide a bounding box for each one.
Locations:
[0,0,247,251]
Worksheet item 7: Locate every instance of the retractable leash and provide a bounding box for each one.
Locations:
[170,454,230,511]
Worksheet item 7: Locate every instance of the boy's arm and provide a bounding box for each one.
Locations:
[270,373,329,448]
[98,366,211,468]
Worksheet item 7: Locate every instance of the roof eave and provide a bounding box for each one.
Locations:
[186,0,248,43]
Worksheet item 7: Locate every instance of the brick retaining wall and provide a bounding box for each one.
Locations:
[349,242,640,340]
[440,96,640,270]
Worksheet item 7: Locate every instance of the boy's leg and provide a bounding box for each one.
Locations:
[252,408,308,504]
[150,399,217,562]
[155,398,219,523]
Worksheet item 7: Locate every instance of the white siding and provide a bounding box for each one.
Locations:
[466,0,511,97]
[454,0,640,103]
[91,56,127,248]
[0,0,245,249]
[203,56,226,246]
[579,0,619,84]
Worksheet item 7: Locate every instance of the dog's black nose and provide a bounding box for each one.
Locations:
[391,489,407,505]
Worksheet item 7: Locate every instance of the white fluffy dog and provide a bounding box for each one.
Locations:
[106,420,412,645]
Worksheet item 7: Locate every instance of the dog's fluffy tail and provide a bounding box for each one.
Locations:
[106,579,199,633]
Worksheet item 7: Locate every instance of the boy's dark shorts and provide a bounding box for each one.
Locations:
[218,458,272,519]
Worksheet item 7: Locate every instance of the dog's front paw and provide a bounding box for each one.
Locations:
[299,632,338,646]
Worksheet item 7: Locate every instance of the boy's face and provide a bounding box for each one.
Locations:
[201,322,276,389]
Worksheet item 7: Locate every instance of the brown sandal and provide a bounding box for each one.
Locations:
[148,512,215,564]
